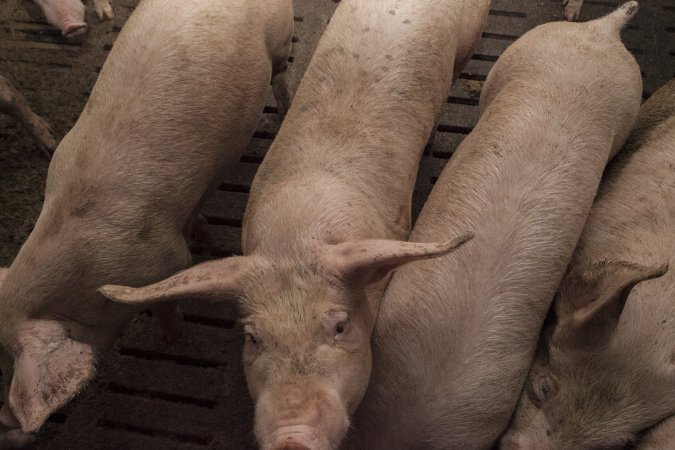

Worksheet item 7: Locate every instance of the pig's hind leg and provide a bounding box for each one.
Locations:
[92,0,114,20]
[0,75,57,158]
[562,0,584,21]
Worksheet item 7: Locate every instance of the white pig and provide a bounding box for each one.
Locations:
[345,3,643,449]
[0,74,57,156]
[33,0,113,38]
[99,1,490,449]
[501,78,674,449]
[0,0,293,436]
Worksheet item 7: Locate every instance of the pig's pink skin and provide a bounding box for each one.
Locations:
[99,0,486,448]
[0,0,293,435]
[33,0,87,37]
[501,75,674,449]
[346,4,643,450]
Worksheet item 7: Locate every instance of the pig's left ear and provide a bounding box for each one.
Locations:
[558,261,668,348]
[99,256,257,305]
[9,320,95,433]
[319,232,474,286]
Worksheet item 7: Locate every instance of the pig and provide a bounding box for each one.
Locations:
[500,77,675,449]
[563,0,584,21]
[99,0,490,449]
[0,0,293,437]
[342,3,644,449]
[638,416,675,450]
[33,0,114,38]
[0,74,57,157]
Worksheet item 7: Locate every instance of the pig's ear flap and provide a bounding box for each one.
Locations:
[0,267,8,285]
[319,232,474,286]
[9,321,95,433]
[98,256,256,305]
[558,261,668,348]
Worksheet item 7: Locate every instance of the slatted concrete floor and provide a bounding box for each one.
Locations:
[0,0,673,448]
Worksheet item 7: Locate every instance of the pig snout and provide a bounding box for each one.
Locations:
[256,385,348,450]
[271,425,320,450]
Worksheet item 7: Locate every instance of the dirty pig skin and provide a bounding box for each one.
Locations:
[100,0,491,449]
[0,0,293,438]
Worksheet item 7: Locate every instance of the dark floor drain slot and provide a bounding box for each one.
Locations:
[488,9,527,18]
[203,216,242,228]
[119,347,223,368]
[98,419,210,445]
[482,31,519,41]
[447,96,479,106]
[437,124,473,135]
[183,314,236,329]
[107,383,217,409]
[217,182,250,194]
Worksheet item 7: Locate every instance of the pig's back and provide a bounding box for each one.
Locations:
[46,0,280,223]
[573,79,675,355]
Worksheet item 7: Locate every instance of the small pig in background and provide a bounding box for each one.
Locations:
[563,0,584,21]
[638,417,675,450]
[501,78,674,449]
[0,0,293,438]
[33,0,113,38]
[100,0,489,449]
[0,74,57,157]
[346,3,643,449]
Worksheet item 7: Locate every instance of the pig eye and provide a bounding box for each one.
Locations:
[244,325,258,347]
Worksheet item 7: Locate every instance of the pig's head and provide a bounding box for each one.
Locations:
[100,234,473,450]
[501,261,670,450]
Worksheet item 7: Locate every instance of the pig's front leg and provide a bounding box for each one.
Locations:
[562,0,584,21]
[0,75,57,157]
[92,0,114,20]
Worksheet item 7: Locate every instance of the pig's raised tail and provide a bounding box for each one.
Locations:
[596,1,638,36]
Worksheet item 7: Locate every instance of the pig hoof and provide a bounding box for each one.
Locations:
[563,0,583,21]
[62,22,89,38]
[93,0,114,20]
[31,119,57,158]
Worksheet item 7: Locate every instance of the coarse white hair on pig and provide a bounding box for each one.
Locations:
[501,74,674,450]
[0,0,294,438]
[100,0,491,449]
[345,2,643,449]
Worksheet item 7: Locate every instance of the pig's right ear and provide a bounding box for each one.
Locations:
[0,267,9,285]
[318,233,474,286]
[557,261,668,348]
[98,256,256,305]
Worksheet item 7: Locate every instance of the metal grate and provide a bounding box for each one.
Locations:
[0,0,672,448]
